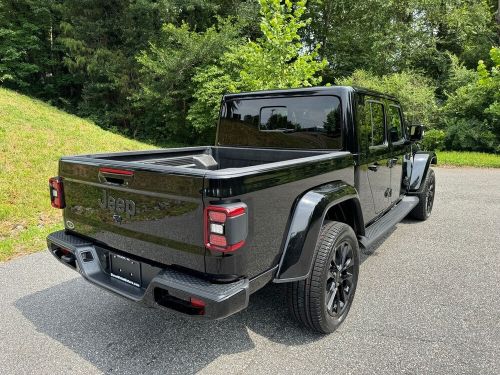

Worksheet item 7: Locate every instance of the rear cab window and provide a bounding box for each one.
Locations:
[218,96,342,149]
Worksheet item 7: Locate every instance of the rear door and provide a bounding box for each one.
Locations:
[59,160,207,273]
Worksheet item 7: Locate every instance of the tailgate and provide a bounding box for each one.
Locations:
[59,159,206,273]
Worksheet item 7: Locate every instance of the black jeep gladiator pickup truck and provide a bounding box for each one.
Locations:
[47,86,436,333]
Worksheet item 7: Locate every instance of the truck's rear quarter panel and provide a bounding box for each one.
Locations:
[203,153,354,279]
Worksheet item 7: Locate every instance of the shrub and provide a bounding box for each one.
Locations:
[444,118,498,152]
[421,129,445,151]
[440,47,500,152]
[136,20,243,143]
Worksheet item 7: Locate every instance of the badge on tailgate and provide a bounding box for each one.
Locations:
[98,190,136,217]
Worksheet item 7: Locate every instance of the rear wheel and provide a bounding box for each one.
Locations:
[410,168,435,220]
[287,221,359,334]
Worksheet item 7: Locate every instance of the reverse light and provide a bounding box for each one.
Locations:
[210,223,224,235]
[204,203,248,252]
[49,176,65,209]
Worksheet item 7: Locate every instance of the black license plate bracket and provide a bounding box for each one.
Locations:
[110,253,141,287]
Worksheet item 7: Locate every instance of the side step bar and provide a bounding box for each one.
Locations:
[358,196,419,249]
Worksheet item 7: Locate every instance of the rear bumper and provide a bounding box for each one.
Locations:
[47,230,249,319]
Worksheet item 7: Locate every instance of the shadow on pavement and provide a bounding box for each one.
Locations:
[15,279,319,374]
[15,230,394,374]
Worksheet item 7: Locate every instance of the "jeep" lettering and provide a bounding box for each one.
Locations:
[98,190,136,217]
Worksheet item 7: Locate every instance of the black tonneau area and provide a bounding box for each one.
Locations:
[84,146,330,170]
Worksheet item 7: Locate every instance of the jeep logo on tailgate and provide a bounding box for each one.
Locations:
[98,190,136,217]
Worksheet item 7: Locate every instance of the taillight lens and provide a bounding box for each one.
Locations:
[204,204,248,252]
[49,176,65,209]
[209,234,227,247]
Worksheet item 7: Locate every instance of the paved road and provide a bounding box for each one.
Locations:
[1,168,499,374]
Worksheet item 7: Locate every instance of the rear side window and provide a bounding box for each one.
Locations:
[219,96,342,149]
[387,105,403,142]
[369,101,385,146]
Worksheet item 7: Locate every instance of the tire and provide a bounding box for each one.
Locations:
[409,168,436,221]
[287,221,360,334]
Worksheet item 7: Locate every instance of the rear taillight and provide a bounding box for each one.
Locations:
[204,203,248,252]
[49,176,65,209]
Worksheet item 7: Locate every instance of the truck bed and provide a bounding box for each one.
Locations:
[78,146,332,171]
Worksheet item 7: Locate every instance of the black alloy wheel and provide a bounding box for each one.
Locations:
[326,241,355,317]
[425,174,435,216]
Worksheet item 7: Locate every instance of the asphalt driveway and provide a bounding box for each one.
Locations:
[0,167,499,374]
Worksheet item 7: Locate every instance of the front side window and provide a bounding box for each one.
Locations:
[387,105,403,142]
[219,96,342,149]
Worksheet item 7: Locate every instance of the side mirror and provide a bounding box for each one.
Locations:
[408,124,424,142]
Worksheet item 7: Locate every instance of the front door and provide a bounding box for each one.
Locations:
[387,104,406,202]
[361,100,392,215]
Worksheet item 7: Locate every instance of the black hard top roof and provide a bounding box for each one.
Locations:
[223,85,399,102]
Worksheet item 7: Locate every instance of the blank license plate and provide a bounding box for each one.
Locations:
[110,253,141,287]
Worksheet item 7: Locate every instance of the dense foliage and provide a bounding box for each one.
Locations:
[338,70,438,127]
[1,0,499,151]
[440,47,500,152]
[187,0,327,136]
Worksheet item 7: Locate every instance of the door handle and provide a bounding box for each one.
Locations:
[368,163,379,172]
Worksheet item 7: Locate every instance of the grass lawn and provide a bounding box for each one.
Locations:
[0,88,159,261]
[436,151,500,168]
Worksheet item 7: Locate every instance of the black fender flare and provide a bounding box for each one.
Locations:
[274,181,363,283]
[409,151,437,192]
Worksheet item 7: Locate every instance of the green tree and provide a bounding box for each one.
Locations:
[0,0,44,86]
[57,0,164,134]
[156,0,260,34]
[188,0,327,134]
[136,19,243,142]
[58,0,255,142]
[304,0,496,83]
[338,70,438,127]
[0,0,68,100]
[1,0,498,149]
[441,47,500,152]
